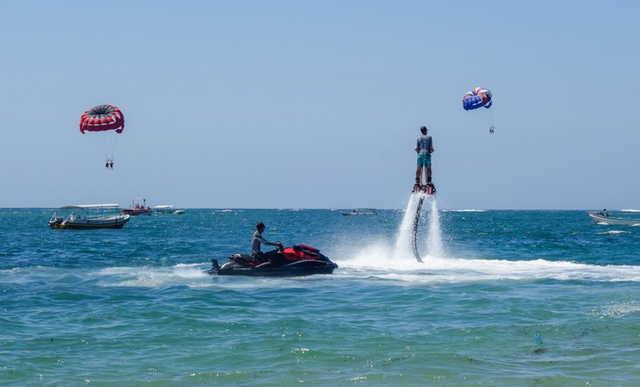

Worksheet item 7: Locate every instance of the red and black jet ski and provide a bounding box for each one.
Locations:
[207,244,338,277]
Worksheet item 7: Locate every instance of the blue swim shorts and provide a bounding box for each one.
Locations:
[417,153,431,167]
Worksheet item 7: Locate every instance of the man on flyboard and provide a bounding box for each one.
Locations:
[413,126,436,194]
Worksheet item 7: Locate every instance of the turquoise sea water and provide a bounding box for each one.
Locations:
[1,205,640,386]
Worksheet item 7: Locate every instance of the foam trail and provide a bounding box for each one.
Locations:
[426,196,444,257]
[337,255,640,284]
[393,194,419,260]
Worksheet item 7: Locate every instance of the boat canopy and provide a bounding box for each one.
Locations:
[60,204,120,209]
[154,205,175,209]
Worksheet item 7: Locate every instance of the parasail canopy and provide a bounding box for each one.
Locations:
[79,104,125,134]
[462,87,492,111]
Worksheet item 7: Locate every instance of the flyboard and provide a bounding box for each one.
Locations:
[411,183,436,262]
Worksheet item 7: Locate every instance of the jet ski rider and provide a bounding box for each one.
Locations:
[251,222,283,264]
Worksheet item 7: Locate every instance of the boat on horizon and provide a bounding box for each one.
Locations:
[49,204,130,230]
[340,208,377,216]
[122,198,153,216]
[588,211,640,226]
[154,205,185,214]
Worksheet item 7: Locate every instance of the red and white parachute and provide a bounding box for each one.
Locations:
[79,104,125,134]
[79,104,125,162]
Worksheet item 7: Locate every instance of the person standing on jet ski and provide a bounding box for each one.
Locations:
[251,222,283,264]
[414,126,435,192]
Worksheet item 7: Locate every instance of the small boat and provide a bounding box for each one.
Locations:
[154,205,185,214]
[340,208,377,216]
[588,212,640,226]
[122,198,153,216]
[49,204,130,230]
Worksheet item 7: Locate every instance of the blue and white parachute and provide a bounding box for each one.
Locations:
[462,87,493,111]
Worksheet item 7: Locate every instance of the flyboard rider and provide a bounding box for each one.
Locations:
[413,126,436,194]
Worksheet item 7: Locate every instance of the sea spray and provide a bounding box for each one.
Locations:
[426,196,445,257]
[392,193,445,261]
[393,194,420,260]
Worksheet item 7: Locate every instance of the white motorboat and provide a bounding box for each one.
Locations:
[588,212,640,226]
[49,204,130,229]
[340,208,377,216]
[154,205,185,214]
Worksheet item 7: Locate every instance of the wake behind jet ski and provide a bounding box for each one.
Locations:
[208,244,338,276]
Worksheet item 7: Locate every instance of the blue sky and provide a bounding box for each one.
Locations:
[0,0,638,209]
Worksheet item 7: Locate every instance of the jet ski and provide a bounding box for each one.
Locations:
[207,244,338,277]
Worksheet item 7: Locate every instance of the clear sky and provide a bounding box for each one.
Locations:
[1,0,638,209]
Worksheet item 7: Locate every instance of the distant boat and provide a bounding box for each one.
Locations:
[49,204,130,230]
[122,198,153,216]
[340,208,377,216]
[154,205,185,214]
[588,212,640,226]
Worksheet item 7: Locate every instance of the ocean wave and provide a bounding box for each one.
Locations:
[443,209,487,213]
[3,250,640,289]
[621,209,640,212]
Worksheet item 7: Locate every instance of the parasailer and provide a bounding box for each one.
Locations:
[462,87,495,133]
[79,105,125,168]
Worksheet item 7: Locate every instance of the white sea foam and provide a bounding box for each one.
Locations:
[596,230,630,235]
[590,301,640,318]
[96,264,211,288]
[335,249,640,284]
[621,209,640,212]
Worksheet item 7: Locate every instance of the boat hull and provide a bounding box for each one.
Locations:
[214,261,337,277]
[49,215,130,230]
[122,208,153,216]
[588,212,640,226]
[156,209,185,214]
